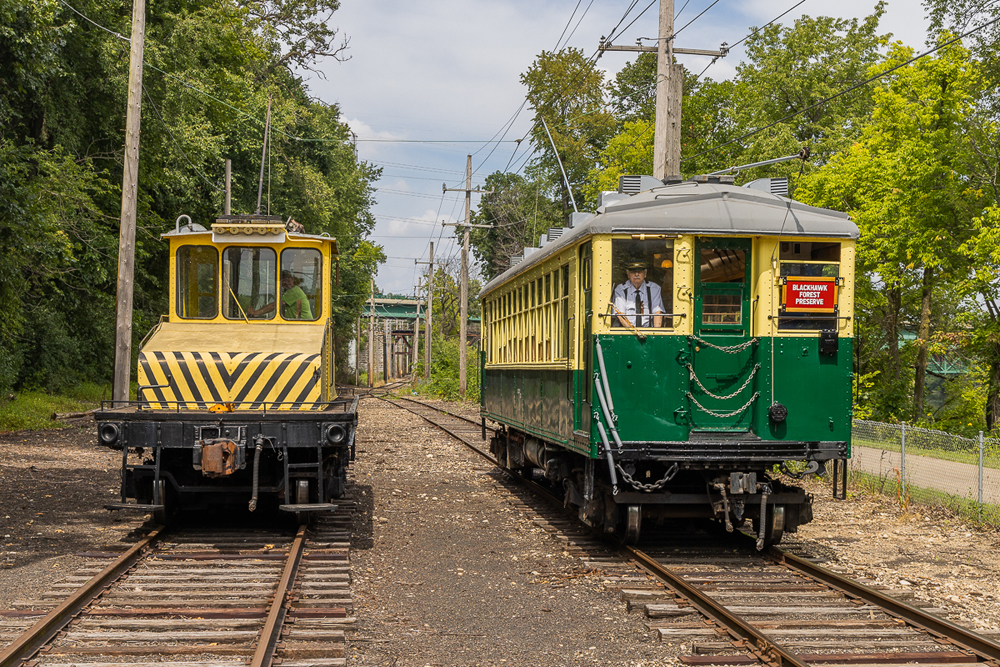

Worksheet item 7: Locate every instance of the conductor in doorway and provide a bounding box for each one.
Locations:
[613,261,665,328]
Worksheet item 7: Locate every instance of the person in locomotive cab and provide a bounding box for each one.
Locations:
[248,270,313,320]
[613,261,665,328]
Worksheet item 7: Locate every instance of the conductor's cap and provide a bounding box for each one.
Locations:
[625,261,646,270]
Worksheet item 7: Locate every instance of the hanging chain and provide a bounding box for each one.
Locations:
[690,335,758,354]
[687,391,760,418]
[686,363,760,400]
[616,462,679,492]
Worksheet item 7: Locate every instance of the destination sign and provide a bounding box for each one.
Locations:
[783,277,838,313]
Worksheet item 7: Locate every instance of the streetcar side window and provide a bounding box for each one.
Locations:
[222,247,277,320]
[610,238,674,329]
[280,248,322,321]
[176,246,219,319]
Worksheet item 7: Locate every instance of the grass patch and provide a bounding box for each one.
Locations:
[0,382,107,432]
[848,468,1000,529]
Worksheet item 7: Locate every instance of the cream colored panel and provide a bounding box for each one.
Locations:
[673,236,694,335]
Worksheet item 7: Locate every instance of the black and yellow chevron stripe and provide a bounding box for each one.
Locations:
[138,351,322,410]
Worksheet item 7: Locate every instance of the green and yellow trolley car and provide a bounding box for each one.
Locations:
[96,214,357,522]
[480,174,856,545]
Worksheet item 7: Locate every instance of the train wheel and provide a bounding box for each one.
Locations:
[754,504,785,548]
[623,505,642,545]
[152,480,170,525]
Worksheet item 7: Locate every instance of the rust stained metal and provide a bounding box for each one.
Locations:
[250,524,307,667]
[201,439,239,476]
[626,546,809,667]
[0,526,166,667]
[770,546,1000,663]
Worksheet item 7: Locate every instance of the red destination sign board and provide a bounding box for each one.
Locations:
[782,277,838,313]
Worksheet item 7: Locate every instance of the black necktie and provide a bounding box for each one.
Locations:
[634,288,642,328]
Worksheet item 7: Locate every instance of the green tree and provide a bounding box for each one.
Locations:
[521,48,615,217]
[798,40,986,422]
[468,172,561,282]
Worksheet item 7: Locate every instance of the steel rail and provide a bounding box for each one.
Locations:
[0,525,168,667]
[626,547,808,667]
[378,397,496,463]
[250,523,307,667]
[389,395,486,429]
[769,545,1000,662]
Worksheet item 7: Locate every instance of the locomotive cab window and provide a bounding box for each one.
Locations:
[610,238,674,329]
[176,245,219,319]
[280,248,322,321]
[222,247,277,320]
[778,241,840,330]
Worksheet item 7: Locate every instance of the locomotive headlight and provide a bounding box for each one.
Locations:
[768,402,788,424]
[99,422,120,445]
[325,424,346,444]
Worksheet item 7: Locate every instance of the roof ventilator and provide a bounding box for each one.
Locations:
[618,174,665,194]
[570,212,594,227]
[509,253,523,267]
[743,177,789,197]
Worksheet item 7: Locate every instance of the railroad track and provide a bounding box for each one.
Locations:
[384,394,1000,667]
[0,506,355,667]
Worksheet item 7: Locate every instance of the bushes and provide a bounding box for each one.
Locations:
[411,337,480,403]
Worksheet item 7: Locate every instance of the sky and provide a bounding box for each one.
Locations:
[304,0,932,297]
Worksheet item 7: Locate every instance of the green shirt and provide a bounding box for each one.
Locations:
[281,285,313,320]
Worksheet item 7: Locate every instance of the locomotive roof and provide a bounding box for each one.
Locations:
[482,180,857,294]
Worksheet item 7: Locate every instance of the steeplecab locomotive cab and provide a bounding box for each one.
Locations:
[96,214,358,522]
[480,174,856,546]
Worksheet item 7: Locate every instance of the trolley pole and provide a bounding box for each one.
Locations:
[112,0,146,404]
[443,156,492,397]
[597,0,727,179]
[224,159,231,215]
[415,243,434,381]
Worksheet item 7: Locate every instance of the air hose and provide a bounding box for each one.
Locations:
[595,339,615,415]
[248,442,263,512]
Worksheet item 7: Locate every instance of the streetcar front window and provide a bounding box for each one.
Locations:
[778,241,840,330]
[280,248,322,321]
[176,245,219,319]
[610,238,675,329]
[222,247,277,320]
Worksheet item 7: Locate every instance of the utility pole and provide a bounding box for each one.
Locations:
[598,1,727,179]
[415,243,434,381]
[443,156,492,397]
[412,278,423,372]
[112,0,147,404]
[355,316,360,386]
[368,279,375,388]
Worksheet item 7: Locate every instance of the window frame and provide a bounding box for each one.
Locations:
[175,244,219,320]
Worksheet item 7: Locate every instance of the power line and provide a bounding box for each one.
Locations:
[684,15,1000,164]
[672,0,721,39]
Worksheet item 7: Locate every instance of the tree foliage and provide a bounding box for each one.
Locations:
[0,0,380,395]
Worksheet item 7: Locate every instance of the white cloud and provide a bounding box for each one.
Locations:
[306,0,929,294]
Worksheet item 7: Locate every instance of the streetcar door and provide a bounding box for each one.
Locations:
[689,238,756,431]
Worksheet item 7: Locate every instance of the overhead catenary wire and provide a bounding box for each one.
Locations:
[684,14,1000,164]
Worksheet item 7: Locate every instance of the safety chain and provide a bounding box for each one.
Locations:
[686,363,760,400]
[687,391,760,418]
[615,462,679,492]
[690,334,758,354]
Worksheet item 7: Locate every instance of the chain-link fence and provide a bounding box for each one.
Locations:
[850,420,1000,527]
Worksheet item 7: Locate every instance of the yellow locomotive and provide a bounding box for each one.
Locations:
[96,214,357,522]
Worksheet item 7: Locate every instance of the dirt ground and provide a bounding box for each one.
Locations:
[0,421,145,606]
[1,398,999,664]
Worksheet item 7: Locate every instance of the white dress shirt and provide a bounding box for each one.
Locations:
[612,281,665,327]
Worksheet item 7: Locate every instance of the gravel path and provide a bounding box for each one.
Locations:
[348,399,675,666]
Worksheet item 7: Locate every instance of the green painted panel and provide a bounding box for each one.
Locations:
[594,334,853,445]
